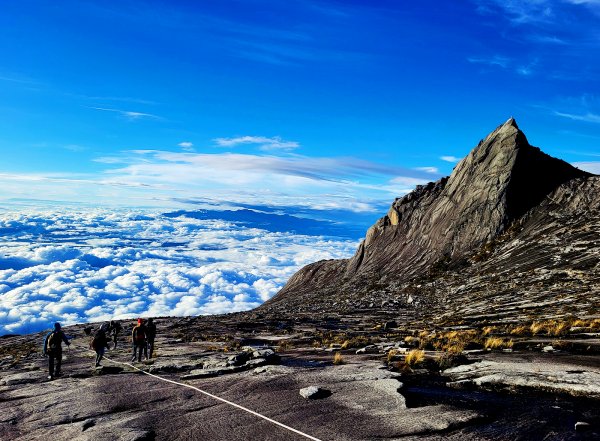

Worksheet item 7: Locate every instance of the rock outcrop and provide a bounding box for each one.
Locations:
[262,119,599,323]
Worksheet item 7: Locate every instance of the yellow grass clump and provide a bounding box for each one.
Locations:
[405,349,425,367]
[484,337,513,350]
[510,325,529,336]
[548,321,570,337]
[482,326,496,336]
[333,352,344,365]
[530,321,547,335]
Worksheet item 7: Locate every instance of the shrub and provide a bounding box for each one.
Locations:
[405,349,425,367]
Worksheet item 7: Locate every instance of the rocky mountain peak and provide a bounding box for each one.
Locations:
[346,119,591,277]
[266,120,597,310]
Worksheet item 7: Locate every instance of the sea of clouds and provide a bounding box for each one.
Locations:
[0,207,359,335]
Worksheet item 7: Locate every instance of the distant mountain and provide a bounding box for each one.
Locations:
[261,119,600,326]
[164,208,369,238]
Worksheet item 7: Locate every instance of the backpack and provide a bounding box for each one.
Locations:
[45,331,59,352]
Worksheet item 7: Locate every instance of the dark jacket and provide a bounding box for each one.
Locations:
[92,330,110,351]
[146,322,156,342]
[44,330,70,355]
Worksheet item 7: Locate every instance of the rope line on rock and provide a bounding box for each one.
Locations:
[85,347,323,441]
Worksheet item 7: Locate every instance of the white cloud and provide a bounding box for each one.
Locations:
[554,111,600,123]
[415,166,439,174]
[214,136,300,151]
[178,141,194,151]
[572,161,600,173]
[0,147,436,213]
[440,155,461,163]
[0,208,359,335]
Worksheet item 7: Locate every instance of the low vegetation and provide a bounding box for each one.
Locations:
[333,352,344,365]
[404,349,425,367]
[484,337,513,350]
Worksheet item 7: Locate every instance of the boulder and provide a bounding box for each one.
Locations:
[575,421,591,432]
[300,386,331,399]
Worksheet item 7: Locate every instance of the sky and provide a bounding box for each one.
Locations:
[0,0,599,212]
[1,1,600,334]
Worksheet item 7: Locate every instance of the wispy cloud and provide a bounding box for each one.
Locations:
[554,111,600,123]
[63,144,88,152]
[440,155,461,163]
[84,95,156,105]
[468,55,538,76]
[415,166,439,174]
[389,176,431,186]
[214,136,300,151]
[565,0,600,11]
[517,58,539,76]
[0,148,438,212]
[528,34,567,45]
[90,107,161,121]
[467,55,511,69]
[0,74,40,85]
[474,0,554,25]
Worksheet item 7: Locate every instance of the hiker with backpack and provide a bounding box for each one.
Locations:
[131,318,147,363]
[43,322,71,380]
[91,323,111,367]
[146,318,157,359]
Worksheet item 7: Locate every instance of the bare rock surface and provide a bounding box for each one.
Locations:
[1,317,600,440]
[444,353,600,398]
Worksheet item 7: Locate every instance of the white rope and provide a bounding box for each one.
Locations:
[98,353,324,441]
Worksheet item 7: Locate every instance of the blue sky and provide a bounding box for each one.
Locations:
[1,0,599,214]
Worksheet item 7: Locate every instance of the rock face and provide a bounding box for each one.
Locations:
[262,119,599,323]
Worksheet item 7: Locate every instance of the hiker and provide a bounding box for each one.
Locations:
[131,318,147,363]
[91,323,111,367]
[43,322,71,380]
[109,320,122,348]
[146,318,156,359]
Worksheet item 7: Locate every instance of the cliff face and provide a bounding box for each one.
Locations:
[263,119,598,322]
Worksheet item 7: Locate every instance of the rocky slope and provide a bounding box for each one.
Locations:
[2,316,600,440]
[262,119,600,326]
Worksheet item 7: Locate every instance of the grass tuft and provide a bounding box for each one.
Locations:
[405,349,425,367]
[333,352,344,365]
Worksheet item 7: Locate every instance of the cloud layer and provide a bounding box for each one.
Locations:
[0,208,358,335]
